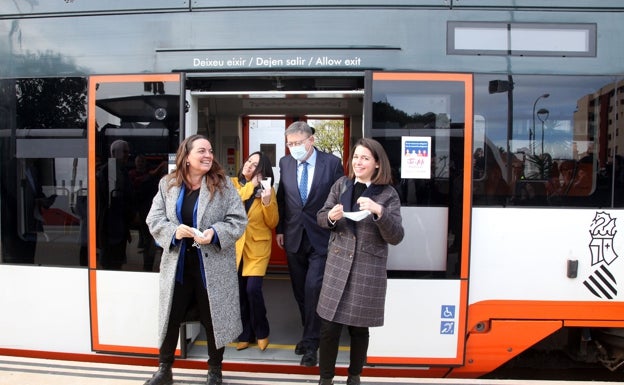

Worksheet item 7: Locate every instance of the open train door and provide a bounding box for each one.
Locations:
[365,72,473,368]
[87,73,183,355]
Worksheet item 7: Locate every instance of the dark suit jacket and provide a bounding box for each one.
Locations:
[276,148,344,254]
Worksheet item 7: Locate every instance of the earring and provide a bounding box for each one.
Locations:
[186,162,190,166]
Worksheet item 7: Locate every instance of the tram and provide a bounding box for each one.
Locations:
[1,0,624,379]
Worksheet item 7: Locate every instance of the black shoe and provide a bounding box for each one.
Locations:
[318,378,334,385]
[300,349,318,367]
[144,363,173,385]
[346,374,360,385]
[207,366,222,385]
[295,341,305,355]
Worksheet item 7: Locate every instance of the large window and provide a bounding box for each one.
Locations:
[93,78,180,272]
[0,77,88,266]
[473,74,624,208]
[369,73,470,278]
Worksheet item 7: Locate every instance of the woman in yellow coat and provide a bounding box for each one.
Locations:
[231,151,279,351]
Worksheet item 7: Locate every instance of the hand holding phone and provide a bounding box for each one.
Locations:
[260,177,271,191]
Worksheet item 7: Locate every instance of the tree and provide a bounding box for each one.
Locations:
[310,120,344,160]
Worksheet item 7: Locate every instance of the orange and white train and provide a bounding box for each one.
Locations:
[1,1,624,380]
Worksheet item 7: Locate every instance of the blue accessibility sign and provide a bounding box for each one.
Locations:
[441,305,455,319]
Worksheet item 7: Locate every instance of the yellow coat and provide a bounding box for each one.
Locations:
[231,177,279,276]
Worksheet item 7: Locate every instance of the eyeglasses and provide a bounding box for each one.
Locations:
[286,137,310,148]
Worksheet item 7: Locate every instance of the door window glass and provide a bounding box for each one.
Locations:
[94,79,180,271]
[307,118,346,162]
[247,118,286,187]
[369,73,469,278]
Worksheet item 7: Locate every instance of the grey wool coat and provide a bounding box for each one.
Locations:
[146,176,247,349]
[316,176,404,327]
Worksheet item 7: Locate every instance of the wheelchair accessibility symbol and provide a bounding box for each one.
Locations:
[439,305,456,335]
[441,305,455,319]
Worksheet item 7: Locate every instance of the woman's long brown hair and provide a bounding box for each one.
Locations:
[167,134,227,199]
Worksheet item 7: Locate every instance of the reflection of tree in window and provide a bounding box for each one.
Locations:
[373,101,442,129]
[16,78,87,130]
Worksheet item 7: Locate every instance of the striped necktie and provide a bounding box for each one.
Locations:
[299,161,308,204]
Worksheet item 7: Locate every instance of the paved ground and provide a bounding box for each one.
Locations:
[0,355,621,385]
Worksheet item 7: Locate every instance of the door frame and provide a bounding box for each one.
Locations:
[365,71,473,365]
[87,73,183,355]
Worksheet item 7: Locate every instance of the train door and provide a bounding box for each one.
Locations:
[87,74,183,354]
[365,72,473,367]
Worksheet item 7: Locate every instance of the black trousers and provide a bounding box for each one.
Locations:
[286,231,326,351]
[319,318,369,379]
[159,248,224,368]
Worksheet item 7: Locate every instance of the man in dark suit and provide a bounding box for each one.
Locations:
[276,121,344,367]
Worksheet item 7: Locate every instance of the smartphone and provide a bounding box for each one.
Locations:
[260,177,271,191]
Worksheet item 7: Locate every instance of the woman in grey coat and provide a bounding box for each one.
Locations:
[316,138,404,385]
[144,135,247,385]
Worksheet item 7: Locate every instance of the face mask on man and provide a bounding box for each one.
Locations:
[289,143,308,161]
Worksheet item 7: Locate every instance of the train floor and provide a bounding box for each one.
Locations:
[185,273,350,366]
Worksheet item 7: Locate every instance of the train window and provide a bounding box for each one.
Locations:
[0,77,88,266]
[473,74,624,208]
[448,22,597,57]
[247,118,286,185]
[94,79,180,272]
[370,74,468,279]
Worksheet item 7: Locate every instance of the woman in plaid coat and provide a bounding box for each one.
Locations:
[316,138,404,385]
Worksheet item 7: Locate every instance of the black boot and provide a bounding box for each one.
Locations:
[346,374,360,385]
[207,366,222,385]
[144,363,173,385]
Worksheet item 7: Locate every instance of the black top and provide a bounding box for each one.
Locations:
[182,188,200,247]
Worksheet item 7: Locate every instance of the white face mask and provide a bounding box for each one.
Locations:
[289,143,308,161]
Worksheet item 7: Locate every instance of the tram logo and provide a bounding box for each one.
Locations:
[583,211,618,299]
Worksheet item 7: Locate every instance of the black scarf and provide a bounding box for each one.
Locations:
[351,181,368,209]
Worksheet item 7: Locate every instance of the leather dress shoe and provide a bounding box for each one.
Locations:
[300,349,318,367]
[257,338,269,351]
[144,363,173,385]
[346,374,361,385]
[294,341,305,355]
[207,366,222,385]
[236,341,250,351]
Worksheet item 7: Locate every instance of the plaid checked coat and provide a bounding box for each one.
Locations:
[316,176,404,327]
